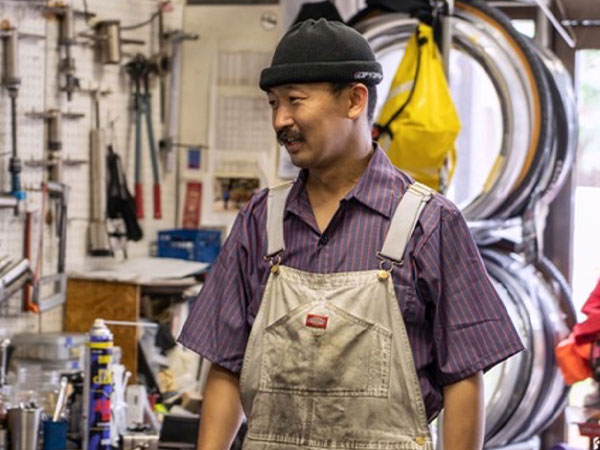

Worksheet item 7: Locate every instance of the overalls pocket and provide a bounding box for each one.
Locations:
[260,302,392,397]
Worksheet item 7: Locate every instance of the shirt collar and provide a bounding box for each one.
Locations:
[286,144,409,220]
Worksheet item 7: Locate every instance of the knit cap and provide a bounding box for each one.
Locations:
[259,18,383,91]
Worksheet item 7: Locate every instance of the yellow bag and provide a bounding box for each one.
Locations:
[375,24,460,193]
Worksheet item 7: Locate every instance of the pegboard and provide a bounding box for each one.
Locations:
[215,94,274,152]
[0,0,185,328]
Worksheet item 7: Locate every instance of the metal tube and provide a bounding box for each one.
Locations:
[2,25,24,208]
[441,0,454,80]
[89,129,105,222]
[0,259,30,288]
[95,20,122,64]
[530,0,576,48]
[9,95,24,204]
[0,196,17,208]
[144,91,162,219]
[57,185,69,273]
[48,110,63,183]
[0,339,9,387]
[2,27,20,92]
[88,126,112,255]
[59,5,74,45]
[535,6,550,48]
[10,96,16,159]
[59,6,77,100]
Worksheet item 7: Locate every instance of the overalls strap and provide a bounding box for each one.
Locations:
[266,181,294,258]
[379,182,434,264]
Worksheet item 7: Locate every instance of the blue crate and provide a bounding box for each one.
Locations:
[157,229,222,264]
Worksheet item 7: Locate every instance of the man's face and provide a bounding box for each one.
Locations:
[267,83,352,169]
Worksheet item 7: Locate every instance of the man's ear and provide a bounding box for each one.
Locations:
[347,83,369,121]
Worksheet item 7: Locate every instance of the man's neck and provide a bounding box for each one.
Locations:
[305,142,374,203]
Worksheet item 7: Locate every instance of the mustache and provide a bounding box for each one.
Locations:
[276,128,303,146]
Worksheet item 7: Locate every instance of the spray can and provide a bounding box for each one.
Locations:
[83,319,113,450]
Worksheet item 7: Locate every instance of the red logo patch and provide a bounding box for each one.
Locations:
[306,314,329,329]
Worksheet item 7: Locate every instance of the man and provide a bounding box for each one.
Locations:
[179,19,523,450]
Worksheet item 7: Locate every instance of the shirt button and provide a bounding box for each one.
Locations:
[319,235,329,245]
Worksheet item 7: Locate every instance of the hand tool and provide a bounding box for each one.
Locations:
[52,377,69,422]
[23,211,39,313]
[25,110,85,183]
[1,20,25,213]
[80,20,145,65]
[106,144,143,242]
[0,259,31,308]
[159,30,199,175]
[125,54,162,219]
[0,339,9,388]
[88,91,112,256]
[55,4,79,100]
[28,182,69,312]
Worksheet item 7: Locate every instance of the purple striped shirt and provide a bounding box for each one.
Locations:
[178,146,523,421]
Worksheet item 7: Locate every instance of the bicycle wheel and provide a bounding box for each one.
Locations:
[354,0,558,220]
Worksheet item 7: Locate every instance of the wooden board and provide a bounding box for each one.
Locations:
[65,278,140,382]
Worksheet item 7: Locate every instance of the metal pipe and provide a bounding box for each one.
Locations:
[2,23,24,209]
[530,0,576,48]
[47,110,63,183]
[535,6,550,48]
[88,93,112,256]
[0,256,12,273]
[102,320,158,329]
[0,196,17,208]
[2,26,20,90]
[0,259,30,288]
[441,0,455,79]
[58,5,78,100]
[95,20,122,64]
[0,339,9,387]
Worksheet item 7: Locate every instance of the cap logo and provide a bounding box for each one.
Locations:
[353,71,383,82]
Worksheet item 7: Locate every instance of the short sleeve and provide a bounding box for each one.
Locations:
[416,203,524,386]
[177,212,251,373]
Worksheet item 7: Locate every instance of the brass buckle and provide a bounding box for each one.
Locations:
[264,253,282,275]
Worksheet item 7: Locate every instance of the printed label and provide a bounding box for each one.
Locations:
[89,337,112,450]
[306,314,329,329]
[353,71,383,82]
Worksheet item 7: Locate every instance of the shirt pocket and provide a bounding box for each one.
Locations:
[259,301,392,398]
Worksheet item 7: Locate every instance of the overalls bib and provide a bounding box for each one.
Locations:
[240,182,434,450]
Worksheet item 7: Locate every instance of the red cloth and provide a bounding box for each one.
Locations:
[574,279,600,344]
[582,279,600,316]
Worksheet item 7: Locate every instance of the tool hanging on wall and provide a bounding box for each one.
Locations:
[22,107,82,310]
[79,20,146,65]
[125,54,162,220]
[45,4,81,100]
[88,91,113,256]
[58,5,79,100]
[154,3,171,124]
[30,182,70,312]
[25,109,86,183]
[0,258,31,307]
[159,30,199,174]
[107,144,143,243]
[1,20,25,214]
[93,20,145,64]
[94,20,121,64]
[22,211,37,313]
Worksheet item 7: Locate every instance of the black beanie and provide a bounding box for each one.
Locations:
[259,19,383,91]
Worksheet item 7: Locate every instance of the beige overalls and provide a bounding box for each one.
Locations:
[240,181,434,450]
